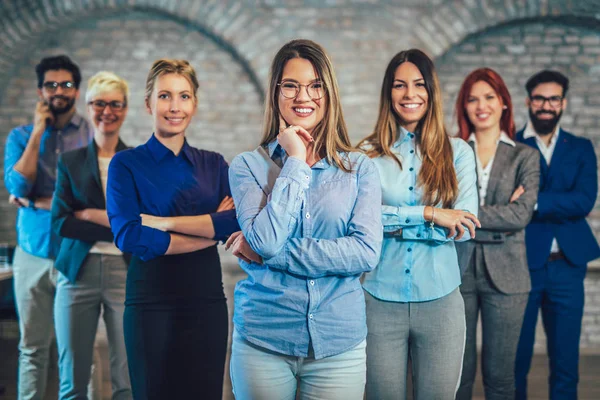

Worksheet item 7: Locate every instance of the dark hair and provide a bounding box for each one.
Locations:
[525,70,569,97]
[456,68,515,140]
[35,55,82,89]
[358,49,458,208]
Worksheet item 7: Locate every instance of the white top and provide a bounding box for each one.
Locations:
[468,131,516,206]
[89,156,122,256]
[523,121,561,253]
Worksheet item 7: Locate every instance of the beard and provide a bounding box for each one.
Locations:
[529,108,562,136]
[48,95,76,115]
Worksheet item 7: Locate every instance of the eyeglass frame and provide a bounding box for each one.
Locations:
[87,100,128,111]
[277,80,326,100]
[42,81,75,92]
[529,95,564,108]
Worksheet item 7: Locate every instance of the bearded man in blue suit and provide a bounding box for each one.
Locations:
[515,70,600,400]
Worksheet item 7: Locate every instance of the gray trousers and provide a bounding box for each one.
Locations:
[365,288,466,400]
[456,244,528,400]
[12,246,102,400]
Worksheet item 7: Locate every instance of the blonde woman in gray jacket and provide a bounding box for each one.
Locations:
[454,68,540,400]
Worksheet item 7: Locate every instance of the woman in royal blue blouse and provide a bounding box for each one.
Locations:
[106,59,239,400]
[225,39,383,400]
[358,49,480,399]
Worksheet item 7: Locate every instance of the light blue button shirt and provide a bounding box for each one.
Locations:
[229,141,383,359]
[362,127,478,302]
[4,114,92,258]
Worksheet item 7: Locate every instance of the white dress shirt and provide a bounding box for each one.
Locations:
[89,156,122,255]
[468,131,516,206]
[523,121,561,253]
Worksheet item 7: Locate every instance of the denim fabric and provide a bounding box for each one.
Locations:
[362,128,478,302]
[4,115,91,259]
[230,329,366,400]
[365,288,466,400]
[229,142,382,359]
[54,254,131,400]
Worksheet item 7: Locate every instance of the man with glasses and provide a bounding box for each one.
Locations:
[3,55,92,399]
[515,70,600,399]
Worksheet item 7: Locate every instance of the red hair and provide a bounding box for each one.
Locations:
[455,68,515,141]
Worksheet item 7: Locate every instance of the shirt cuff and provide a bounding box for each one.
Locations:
[279,156,311,188]
[147,228,171,260]
[209,209,239,242]
[6,170,33,198]
[401,224,432,241]
[382,205,426,232]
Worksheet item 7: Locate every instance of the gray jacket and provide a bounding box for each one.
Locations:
[456,140,540,294]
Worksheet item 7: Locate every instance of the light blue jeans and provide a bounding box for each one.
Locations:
[12,246,102,400]
[230,329,366,400]
[365,288,466,400]
[54,254,131,400]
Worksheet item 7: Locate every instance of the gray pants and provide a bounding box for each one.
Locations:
[54,254,131,400]
[365,288,466,400]
[456,244,528,400]
[12,246,102,400]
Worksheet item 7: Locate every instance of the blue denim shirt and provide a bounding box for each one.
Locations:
[229,141,382,359]
[3,114,92,259]
[362,127,478,302]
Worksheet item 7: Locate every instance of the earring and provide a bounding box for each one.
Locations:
[502,105,508,110]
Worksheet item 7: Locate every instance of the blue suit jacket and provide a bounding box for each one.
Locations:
[51,139,130,282]
[516,127,600,269]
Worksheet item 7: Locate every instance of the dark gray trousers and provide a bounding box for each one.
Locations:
[456,244,528,400]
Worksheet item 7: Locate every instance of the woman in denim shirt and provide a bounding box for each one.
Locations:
[226,39,383,400]
[359,49,480,400]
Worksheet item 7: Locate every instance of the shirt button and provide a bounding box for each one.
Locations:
[55,149,60,154]
[305,175,309,180]
[309,314,314,319]
[405,269,410,274]
[416,233,421,238]
[405,219,410,223]
[409,167,414,171]
[407,248,412,252]
[309,280,315,286]
[409,186,413,191]
[410,150,414,154]
[305,213,310,219]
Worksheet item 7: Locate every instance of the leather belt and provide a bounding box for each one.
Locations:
[548,250,566,262]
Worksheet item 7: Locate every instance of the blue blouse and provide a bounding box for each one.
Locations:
[229,141,383,359]
[362,127,478,302]
[106,134,239,261]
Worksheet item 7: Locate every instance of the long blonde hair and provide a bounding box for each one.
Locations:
[261,39,354,171]
[359,49,458,207]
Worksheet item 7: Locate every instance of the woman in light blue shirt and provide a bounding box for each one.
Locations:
[226,39,383,400]
[359,49,480,400]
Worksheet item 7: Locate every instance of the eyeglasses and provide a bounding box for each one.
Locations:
[277,81,326,100]
[530,95,563,108]
[42,81,75,91]
[88,100,127,111]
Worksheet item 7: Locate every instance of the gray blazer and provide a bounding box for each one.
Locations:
[456,140,540,294]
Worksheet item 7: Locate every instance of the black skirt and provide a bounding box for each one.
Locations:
[123,246,228,400]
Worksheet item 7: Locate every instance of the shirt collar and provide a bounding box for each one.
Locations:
[468,131,516,147]
[68,113,84,128]
[392,126,415,148]
[146,134,194,163]
[523,120,561,144]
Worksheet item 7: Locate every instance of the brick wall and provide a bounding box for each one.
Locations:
[0,0,599,351]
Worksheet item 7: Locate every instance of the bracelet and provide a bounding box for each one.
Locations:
[429,206,435,229]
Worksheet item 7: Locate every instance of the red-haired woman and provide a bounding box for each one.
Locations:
[454,68,540,399]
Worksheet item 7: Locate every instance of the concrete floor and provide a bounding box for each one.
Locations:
[1,256,599,399]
